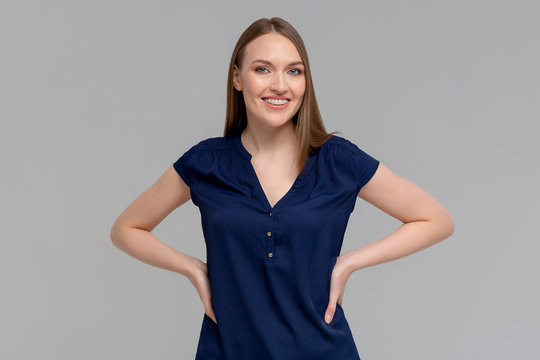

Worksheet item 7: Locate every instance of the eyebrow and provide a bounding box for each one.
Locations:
[251,59,305,67]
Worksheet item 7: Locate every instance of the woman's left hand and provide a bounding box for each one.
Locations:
[324,253,352,324]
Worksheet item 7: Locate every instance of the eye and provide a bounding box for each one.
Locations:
[289,68,302,76]
[255,66,269,73]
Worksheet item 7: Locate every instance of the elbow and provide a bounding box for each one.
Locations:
[110,226,119,247]
[446,219,454,238]
[441,212,454,240]
[427,207,454,241]
[110,222,124,248]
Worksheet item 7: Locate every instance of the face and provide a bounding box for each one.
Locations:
[233,33,306,129]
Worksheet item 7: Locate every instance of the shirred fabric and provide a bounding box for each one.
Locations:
[173,133,379,360]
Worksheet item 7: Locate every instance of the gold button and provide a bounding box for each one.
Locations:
[268,252,273,258]
[267,231,271,236]
[269,212,272,216]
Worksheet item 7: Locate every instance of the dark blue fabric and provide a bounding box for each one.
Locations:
[173,133,379,360]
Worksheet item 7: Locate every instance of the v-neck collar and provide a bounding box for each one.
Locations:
[232,132,315,212]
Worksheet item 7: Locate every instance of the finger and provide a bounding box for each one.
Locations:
[324,295,339,324]
[206,310,217,324]
[204,308,218,324]
[203,298,218,324]
[208,306,217,324]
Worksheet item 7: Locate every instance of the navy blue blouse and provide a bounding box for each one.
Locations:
[173,132,380,360]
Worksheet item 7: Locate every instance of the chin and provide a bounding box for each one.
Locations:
[264,115,295,127]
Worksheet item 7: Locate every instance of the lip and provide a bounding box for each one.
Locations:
[261,96,290,100]
[261,97,290,110]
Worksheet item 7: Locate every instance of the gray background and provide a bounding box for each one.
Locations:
[1,0,538,359]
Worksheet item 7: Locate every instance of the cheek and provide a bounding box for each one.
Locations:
[295,89,305,109]
[295,90,306,104]
[244,74,266,94]
[293,81,306,99]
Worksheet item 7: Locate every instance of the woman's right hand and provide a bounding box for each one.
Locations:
[186,256,218,324]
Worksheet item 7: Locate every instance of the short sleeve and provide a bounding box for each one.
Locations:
[350,143,380,192]
[173,145,197,188]
[330,136,380,193]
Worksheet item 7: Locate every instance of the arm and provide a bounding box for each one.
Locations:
[109,165,202,279]
[341,162,454,275]
[324,162,454,323]
[109,164,221,324]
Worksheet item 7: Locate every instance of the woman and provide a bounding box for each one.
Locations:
[110,17,454,359]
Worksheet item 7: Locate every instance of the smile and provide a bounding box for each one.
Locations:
[262,98,290,109]
[263,98,289,105]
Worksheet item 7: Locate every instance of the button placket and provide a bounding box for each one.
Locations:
[265,210,276,263]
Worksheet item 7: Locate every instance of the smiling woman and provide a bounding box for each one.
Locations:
[110,16,454,360]
[231,32,307,143]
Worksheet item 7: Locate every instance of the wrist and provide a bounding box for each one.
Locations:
[176,253,197,278]
[338,250,358,277]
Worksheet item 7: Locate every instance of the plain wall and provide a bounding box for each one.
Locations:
[1,0,538,359]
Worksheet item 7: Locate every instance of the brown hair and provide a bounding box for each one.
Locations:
[223,17,340,174]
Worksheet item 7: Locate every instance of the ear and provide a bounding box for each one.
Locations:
[233,65,242,91]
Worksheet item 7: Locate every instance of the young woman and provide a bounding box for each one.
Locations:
[111,17,454,359]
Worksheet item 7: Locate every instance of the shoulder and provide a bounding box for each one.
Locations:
[322,134,380,186]
[175,135,232,165]
[177,135,234,162]
[173,136,232,188]
[184,136,232,153]
[322,134,372,160]
[323,134,360,153]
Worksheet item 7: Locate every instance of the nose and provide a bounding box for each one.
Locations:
[270,72,287,93]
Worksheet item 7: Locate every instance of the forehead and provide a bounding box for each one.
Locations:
[243,33,302,64]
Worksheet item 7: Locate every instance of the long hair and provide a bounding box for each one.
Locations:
[223,17,340,174]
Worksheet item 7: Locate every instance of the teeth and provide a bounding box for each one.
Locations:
[264,98,289,105]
